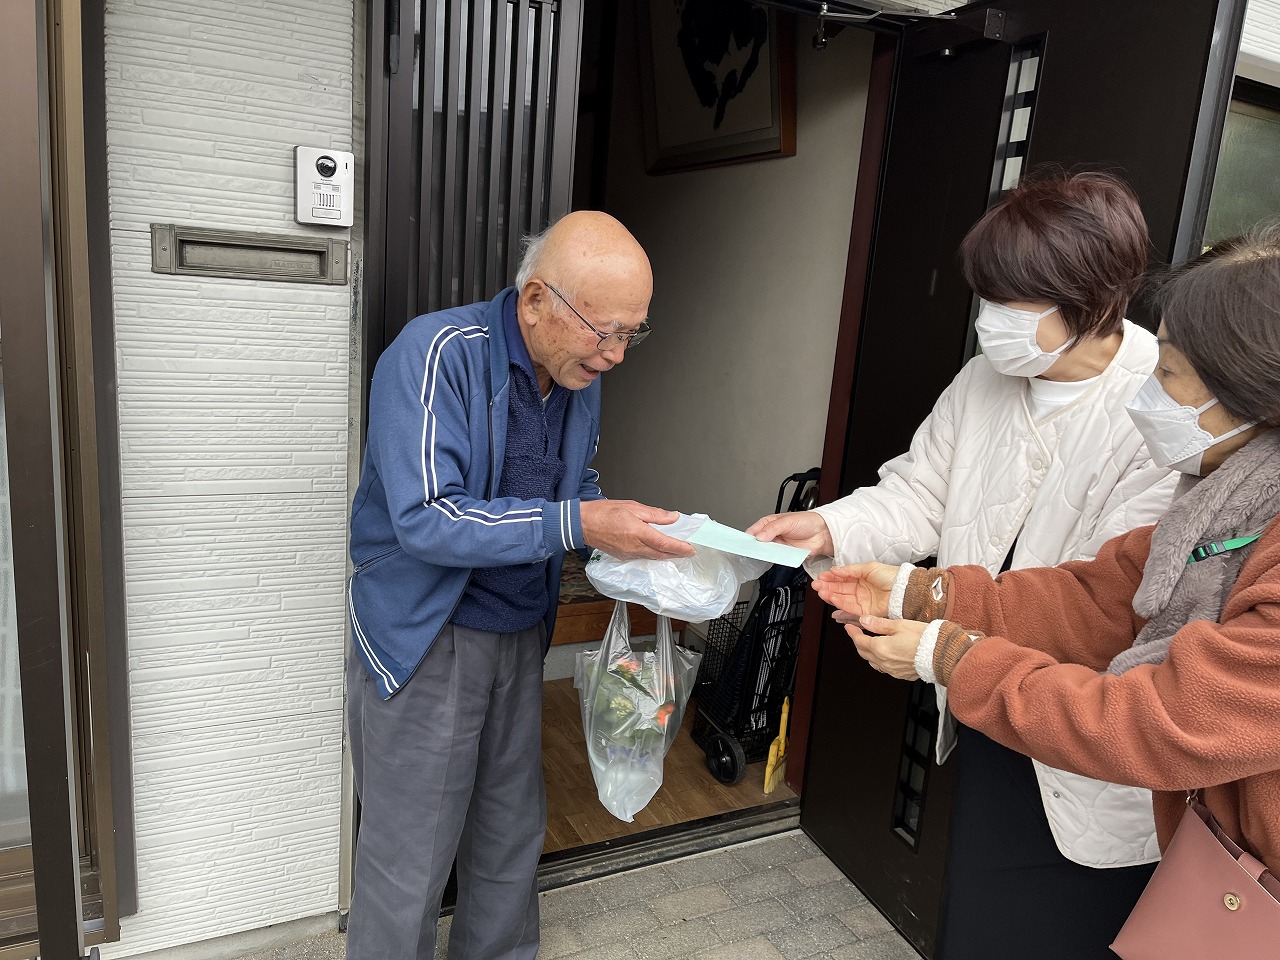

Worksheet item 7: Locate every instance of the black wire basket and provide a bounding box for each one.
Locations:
[691,580,807,783]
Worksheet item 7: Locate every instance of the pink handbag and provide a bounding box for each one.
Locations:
[1112,794,1280,959]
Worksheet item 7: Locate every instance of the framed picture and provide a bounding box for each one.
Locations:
[637,0,797,175]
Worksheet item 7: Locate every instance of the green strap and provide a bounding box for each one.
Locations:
[1186,535,1262,565]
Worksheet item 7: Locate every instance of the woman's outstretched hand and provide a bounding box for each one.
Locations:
[844,616,926,681]
[812,562,899,620]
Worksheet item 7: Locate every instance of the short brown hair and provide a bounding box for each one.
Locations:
[959,170,1150,339]
[1158,224,1280,428]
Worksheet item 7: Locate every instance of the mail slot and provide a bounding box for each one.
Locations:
[150,224,348,285]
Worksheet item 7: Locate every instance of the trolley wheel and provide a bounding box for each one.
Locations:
[706,732,747,785]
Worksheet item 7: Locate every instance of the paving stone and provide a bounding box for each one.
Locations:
[628,939,670,960]
[826,932,919,960]
[236,848,903,960]
[560,941,641,960]
[777,880,868,921]
[836,904,895,941]
[542,884,606,923]
[575,902,666,947]
[590,863,679,903]
[650,883,734,924]
[627,916,723,959]
[660,850,751,890]
[766,915,860,959]
[694,935,786,960]
[723,864,808,905]
[541,922,587,959]
[707,897,798,944]
[786,855,846,888]
[732,833,813,870]
[793,833,820,857]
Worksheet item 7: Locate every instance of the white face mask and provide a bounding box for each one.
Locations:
[1125,375,1257,475]
[974,301,1076,378]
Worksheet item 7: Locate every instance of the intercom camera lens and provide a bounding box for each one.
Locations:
[315,155,338,178]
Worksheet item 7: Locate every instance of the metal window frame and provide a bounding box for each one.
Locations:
[79,0,137,920]
[0,0,88,956]
[1172,0,1246,262]
[0,0,131,955]
[53,0,130,936]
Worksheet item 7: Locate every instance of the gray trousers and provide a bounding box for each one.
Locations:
[346,623,546,960]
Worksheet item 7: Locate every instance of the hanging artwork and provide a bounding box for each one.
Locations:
[637,0,797,174]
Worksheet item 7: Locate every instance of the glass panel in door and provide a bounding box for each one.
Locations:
[0,337,38,945]
[0,344,30,855]
[1205,92,1280,245]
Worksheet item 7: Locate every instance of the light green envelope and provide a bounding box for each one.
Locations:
[686,518,808,568]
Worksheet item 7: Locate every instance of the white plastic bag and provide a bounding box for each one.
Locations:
[584,513,772,622]
[573,602,702,822]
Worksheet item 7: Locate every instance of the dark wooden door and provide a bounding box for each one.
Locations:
[799,1,1245,956]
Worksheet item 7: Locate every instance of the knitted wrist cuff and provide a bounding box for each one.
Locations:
[933,621,984,687]
[542,499,583,553]
[914,620,944,685]
[888,563,915,620]
[904,567,950,622]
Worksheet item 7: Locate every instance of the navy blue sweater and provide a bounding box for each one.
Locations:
[451,297,569,631]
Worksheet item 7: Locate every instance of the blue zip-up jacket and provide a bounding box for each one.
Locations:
[348,288,604,698]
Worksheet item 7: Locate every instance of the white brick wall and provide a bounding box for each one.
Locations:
[1245,0,1280,62]
[1242,0,1280,85]
[101,0,355,954]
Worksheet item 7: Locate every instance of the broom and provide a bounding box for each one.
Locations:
[763,697,790,794]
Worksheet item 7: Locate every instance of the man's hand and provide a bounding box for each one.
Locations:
[580,500,697,561]
[846,616,926,681]
[745,511,834,557]
[812,562,899,619]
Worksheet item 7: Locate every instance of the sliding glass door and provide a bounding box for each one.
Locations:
[0,361,38,947]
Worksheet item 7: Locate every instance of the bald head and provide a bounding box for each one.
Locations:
[516,211,652,304]
[514,212,654,392]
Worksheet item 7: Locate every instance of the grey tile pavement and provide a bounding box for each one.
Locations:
[229,830,917,960]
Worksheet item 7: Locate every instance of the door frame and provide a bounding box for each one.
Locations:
[786,27,899,795]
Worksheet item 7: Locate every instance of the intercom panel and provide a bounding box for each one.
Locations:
[295,146,354,227]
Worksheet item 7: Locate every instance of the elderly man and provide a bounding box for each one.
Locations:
[345,211,690,960]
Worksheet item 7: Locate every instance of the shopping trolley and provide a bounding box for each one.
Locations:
[691,468,818,784]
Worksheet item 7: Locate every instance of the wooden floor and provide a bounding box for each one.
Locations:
[542,677,795,854]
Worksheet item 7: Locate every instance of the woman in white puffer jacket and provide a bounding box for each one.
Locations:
[749,171,1177,960]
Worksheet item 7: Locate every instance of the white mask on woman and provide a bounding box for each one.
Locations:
[1125,375,1257,475]
[974,301,1076,378]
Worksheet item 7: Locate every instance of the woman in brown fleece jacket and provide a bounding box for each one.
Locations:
[881,518,1280,880]
[815,227,1280,942]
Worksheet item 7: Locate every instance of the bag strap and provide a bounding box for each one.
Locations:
[1240,853,1271,884]
[1188,790,1274,885]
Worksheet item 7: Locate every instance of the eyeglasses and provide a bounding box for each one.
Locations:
[542,280,651,351]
